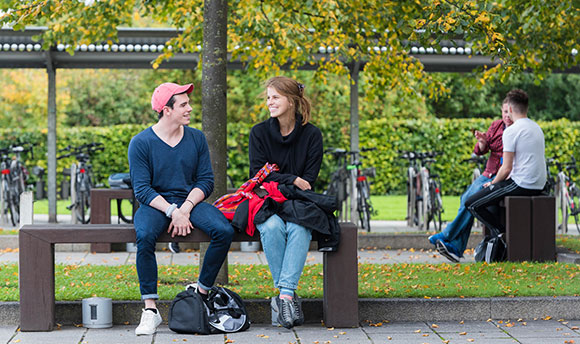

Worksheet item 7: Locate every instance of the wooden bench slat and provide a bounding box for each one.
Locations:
[20,224,260,243]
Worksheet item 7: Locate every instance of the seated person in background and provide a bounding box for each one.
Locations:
[465,89,546,238]
[429,98,513,262]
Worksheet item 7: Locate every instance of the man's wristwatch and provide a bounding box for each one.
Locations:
[165,203,178,218]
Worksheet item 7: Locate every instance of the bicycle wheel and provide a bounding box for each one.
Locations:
[406,167,417,227]
[7,186,19,227]
[560,176,569,233]
[325,175,342,220]
[420,168,430,230]
[75,173,91,224]
[569,184,580,234]
[117,199,134,224]
[357,180,372,232]
[430,181,443,231]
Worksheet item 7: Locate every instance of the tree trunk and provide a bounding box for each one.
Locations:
[201,0,228,285]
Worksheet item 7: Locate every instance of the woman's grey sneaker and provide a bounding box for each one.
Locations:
[276,297,296,329]
[270,296,280,326]
[135,308,162,335]
[292,292,304,326]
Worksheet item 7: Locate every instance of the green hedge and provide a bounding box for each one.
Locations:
[2,118,579,196]
[359,117,580,195]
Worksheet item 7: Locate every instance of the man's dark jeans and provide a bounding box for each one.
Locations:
[134,201,234,299]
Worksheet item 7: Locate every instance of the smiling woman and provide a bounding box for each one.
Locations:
[248,76,325,329]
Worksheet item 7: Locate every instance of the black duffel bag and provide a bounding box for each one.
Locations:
[169,284,250,335]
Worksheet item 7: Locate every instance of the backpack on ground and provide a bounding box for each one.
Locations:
[168,284,250,334]
[474,231,507,263]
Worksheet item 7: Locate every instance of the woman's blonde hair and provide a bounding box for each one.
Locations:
[264,76,312,125]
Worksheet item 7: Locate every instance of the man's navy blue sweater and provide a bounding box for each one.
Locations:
[128,126,214,206]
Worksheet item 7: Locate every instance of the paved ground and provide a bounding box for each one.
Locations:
[2,320,580,344]
[0,246,475,265]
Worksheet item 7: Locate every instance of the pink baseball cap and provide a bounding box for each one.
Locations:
[151,82,194,112]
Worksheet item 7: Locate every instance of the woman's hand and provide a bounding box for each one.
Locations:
[293,177,312,190]
[168,208,193,237]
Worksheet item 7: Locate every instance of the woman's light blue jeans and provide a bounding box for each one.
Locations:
[442,174,492,256]
[257,214,312,291]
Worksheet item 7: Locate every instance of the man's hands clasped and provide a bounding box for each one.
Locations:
[168,206,193,238]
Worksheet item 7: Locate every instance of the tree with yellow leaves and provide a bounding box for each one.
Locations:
[1,0,578,99]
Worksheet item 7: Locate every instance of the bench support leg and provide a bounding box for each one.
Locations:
[90,189,113,253]
[323,222,358,327]
[532,196,556,261]
[19,231,55,331]
[505,197,532,262]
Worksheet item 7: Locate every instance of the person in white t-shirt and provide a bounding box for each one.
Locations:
[465,89,546,237]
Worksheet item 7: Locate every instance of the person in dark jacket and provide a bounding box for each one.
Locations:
[249,76,323,329]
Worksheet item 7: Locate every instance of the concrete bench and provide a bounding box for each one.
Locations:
[497,195,556,262]
[18,222,358,331]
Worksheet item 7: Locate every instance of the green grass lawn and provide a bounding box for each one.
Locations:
[0,261,579,301]
[372,195,460,222]
[26,195,579,224]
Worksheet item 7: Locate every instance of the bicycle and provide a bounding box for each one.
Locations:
[400,151,444,231]
[420,152,444,231]
[108,172,136,224]
[58,142,104,224]
[0,144,32,226]
[324,147,376,231]
[548,156,580,233]
[463,154,486,184]
[399,151,422,228]
[462,154,487,229]
[324,148,349,221]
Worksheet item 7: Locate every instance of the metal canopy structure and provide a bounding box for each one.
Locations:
[1,27,502,72]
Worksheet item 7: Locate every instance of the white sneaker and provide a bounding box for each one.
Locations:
[135,309,162,335]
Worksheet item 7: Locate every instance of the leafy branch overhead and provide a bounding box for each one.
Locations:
[1,0,578,99]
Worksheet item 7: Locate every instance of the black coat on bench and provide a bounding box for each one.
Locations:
[231,184,341,251]
[254,184,341,252]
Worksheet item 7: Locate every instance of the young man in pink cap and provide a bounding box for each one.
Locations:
[128,82,234,335]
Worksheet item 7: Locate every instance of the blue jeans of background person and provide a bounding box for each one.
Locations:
[257,214,312,291]
[442,174,491,256]
[134,201,234,300]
